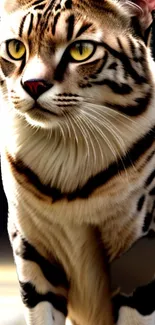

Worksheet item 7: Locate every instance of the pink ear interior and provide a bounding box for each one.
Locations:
[131,0,155,30]
[133,0,155,12]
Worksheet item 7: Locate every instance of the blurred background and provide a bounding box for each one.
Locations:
[0,19,155,325]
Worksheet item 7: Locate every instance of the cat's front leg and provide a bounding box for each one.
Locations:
[8,222,68,325]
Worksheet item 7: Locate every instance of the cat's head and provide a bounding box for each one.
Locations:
[0,0,155,130]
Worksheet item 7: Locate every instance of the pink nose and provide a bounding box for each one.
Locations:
[23,79,52,100]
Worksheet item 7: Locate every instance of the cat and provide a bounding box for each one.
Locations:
[0,0,155,324]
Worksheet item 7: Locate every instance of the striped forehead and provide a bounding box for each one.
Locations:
[3,0,97,47]
[1,0,127,47]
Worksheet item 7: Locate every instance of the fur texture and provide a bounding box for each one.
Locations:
[1,0,155,324]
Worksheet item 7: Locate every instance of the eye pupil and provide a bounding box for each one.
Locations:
[79,44,83,55]
[15,41,20,53]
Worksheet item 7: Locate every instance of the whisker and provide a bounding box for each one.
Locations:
[79,113,106,165]
[64,112,79,146]
[82,112,118,161]
[83,111,131,184]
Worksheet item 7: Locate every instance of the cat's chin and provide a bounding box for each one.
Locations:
[25,108,61,129]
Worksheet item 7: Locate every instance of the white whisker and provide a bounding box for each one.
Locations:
[79,112,106,165]
[64,113,79,146]
[82,111,130,184]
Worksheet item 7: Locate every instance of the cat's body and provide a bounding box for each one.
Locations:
[1,0,155,324]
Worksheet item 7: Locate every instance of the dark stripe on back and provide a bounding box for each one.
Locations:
[20,282,68,314]
[17,239,69,289]
[66,15,75,41]
[8,126,155,201]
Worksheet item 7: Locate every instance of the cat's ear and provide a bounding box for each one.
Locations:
[122,0,155,42]
[132,0,155,28]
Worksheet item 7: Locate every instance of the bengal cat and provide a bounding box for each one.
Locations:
[0,0,155,324]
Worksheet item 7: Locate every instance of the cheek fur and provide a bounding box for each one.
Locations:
[0,57,15,77]
[77,60,102,78]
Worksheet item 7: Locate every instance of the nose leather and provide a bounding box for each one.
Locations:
[23,79,52,100]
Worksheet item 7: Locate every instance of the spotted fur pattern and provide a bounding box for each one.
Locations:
[0,0,155,324]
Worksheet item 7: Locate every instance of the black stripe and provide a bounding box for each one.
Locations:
[32,0,44,6]
[19,56,26,74]
[108,62,117,70]
[146,150,155,164]
[19,14,28,38]
[28,13,34,37]
[53,98,79,102]
[34,4,46,10]
[52,13,60,35]
[17,239,69,289]
[54,55,68,82]
[56,104,74,107]
[145,170,155,187]
[79,83,92,88]
[76,23,92,38]
[95,52,108,74]
[143,212,153,232]
[43,0,57,17]
[66,15,75,41]
[56,93,79,97]
[105,92,151,117]
[92,79,132,95]
[65,0,72,9]
[101,41,147,84]
[55,4,61,10]
[149,187,155,195]
[36,13,42,30]
[143,201,155,232]
[41,11,51,31]
[127,36,136,57]
[8,126,155,201]
[117,38,124,52]
[20,282,67,315]
[137,194,145,212]
[146,229,155,239]
[113,280,155,323]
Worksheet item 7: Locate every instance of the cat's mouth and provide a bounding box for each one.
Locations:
[32,102,59,116]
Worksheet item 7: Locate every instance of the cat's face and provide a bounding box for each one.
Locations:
[0,0,154,130]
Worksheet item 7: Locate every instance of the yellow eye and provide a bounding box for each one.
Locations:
[69,42,95,62]
[7,39,26,60]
